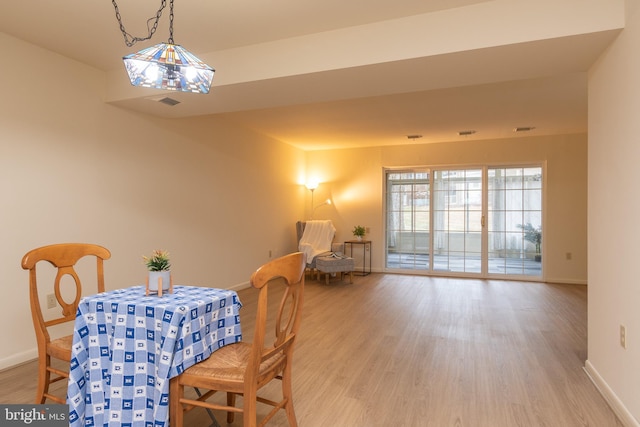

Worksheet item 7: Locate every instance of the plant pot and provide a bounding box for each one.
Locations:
[355,236,363,241]
[148,270,171,292]
[534,254,541,262]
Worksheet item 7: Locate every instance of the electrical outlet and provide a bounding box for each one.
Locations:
[46,293,57,309]
[566,252,572,260]
[620,325,627,349]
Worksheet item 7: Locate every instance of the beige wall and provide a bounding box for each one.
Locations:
[306,134,588,284]
[0,33,305,369]
[587,0,640,424]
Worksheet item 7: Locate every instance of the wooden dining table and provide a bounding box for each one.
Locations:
[66,285,242,427]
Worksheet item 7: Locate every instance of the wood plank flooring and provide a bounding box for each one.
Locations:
[0,273,623,426]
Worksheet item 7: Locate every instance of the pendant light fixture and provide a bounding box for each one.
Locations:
[111,0,215,94]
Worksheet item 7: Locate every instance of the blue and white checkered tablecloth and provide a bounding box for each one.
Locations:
[66,285,242,427]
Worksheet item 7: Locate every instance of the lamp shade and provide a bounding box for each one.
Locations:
[123,43,215,94]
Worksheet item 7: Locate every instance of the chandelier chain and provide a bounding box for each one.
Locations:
[111,0,169,47]
[168,0,174,44]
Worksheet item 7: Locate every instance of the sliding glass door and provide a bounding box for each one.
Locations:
[385,165,542,278]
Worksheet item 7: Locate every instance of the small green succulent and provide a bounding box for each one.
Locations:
[143,249,171,271]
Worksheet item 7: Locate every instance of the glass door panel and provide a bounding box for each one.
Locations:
[385,171,430,270]
[487,167,542,276]
[432,169,482,273]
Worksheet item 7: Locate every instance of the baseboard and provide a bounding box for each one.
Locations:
[545,277,588,285]
[584,360,639,427]
[0,348,37,372]
[370,270,587,285]
[228,280,251,291]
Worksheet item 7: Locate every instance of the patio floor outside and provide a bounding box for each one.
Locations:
[386,252,542,276]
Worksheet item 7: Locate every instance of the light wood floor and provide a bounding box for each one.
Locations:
[0,273,623,426]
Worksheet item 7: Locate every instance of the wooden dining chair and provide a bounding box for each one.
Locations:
[21,243,111,404]
[170,252,306,427]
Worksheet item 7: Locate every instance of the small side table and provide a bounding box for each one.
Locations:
[344,240,372,276]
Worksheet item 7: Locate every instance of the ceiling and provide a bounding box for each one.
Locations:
[0,0,623,150]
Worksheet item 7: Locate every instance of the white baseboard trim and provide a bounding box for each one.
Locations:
[545,277,588,285]
[228,280,251,292]
[0,348,37,372]
[584,360,639,427]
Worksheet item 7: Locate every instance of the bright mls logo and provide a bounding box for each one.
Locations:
[0,405,67,426]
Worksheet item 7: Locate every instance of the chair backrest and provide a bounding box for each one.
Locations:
[21,243,111,345]
[296,220,336,265]
[247,252,305,379]
[296,220,335,244]
[295,221,305,244]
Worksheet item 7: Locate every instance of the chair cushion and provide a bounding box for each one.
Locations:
[48,334,73,361]
[182,342,286,385]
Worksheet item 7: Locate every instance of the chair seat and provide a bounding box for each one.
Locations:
[182,342,286,388]
[47,334,73,361]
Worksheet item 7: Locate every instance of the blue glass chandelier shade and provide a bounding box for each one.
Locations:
[123,43,215,94]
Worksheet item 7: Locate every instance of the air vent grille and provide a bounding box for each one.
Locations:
[158,97,180,106]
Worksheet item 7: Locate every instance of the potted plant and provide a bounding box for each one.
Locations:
[517,223,542,262]
[143,249,172,294]
[352,225,366,241]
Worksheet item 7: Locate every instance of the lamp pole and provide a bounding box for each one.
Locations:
[310,188,315,216]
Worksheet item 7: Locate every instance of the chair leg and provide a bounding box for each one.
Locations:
[281,367,298,427]
[169,378,184,427]
[36,355,50,404]
[227,392,236,423]
[243,387,258,427]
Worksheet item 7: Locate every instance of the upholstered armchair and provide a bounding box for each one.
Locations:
[296,220,344,278]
